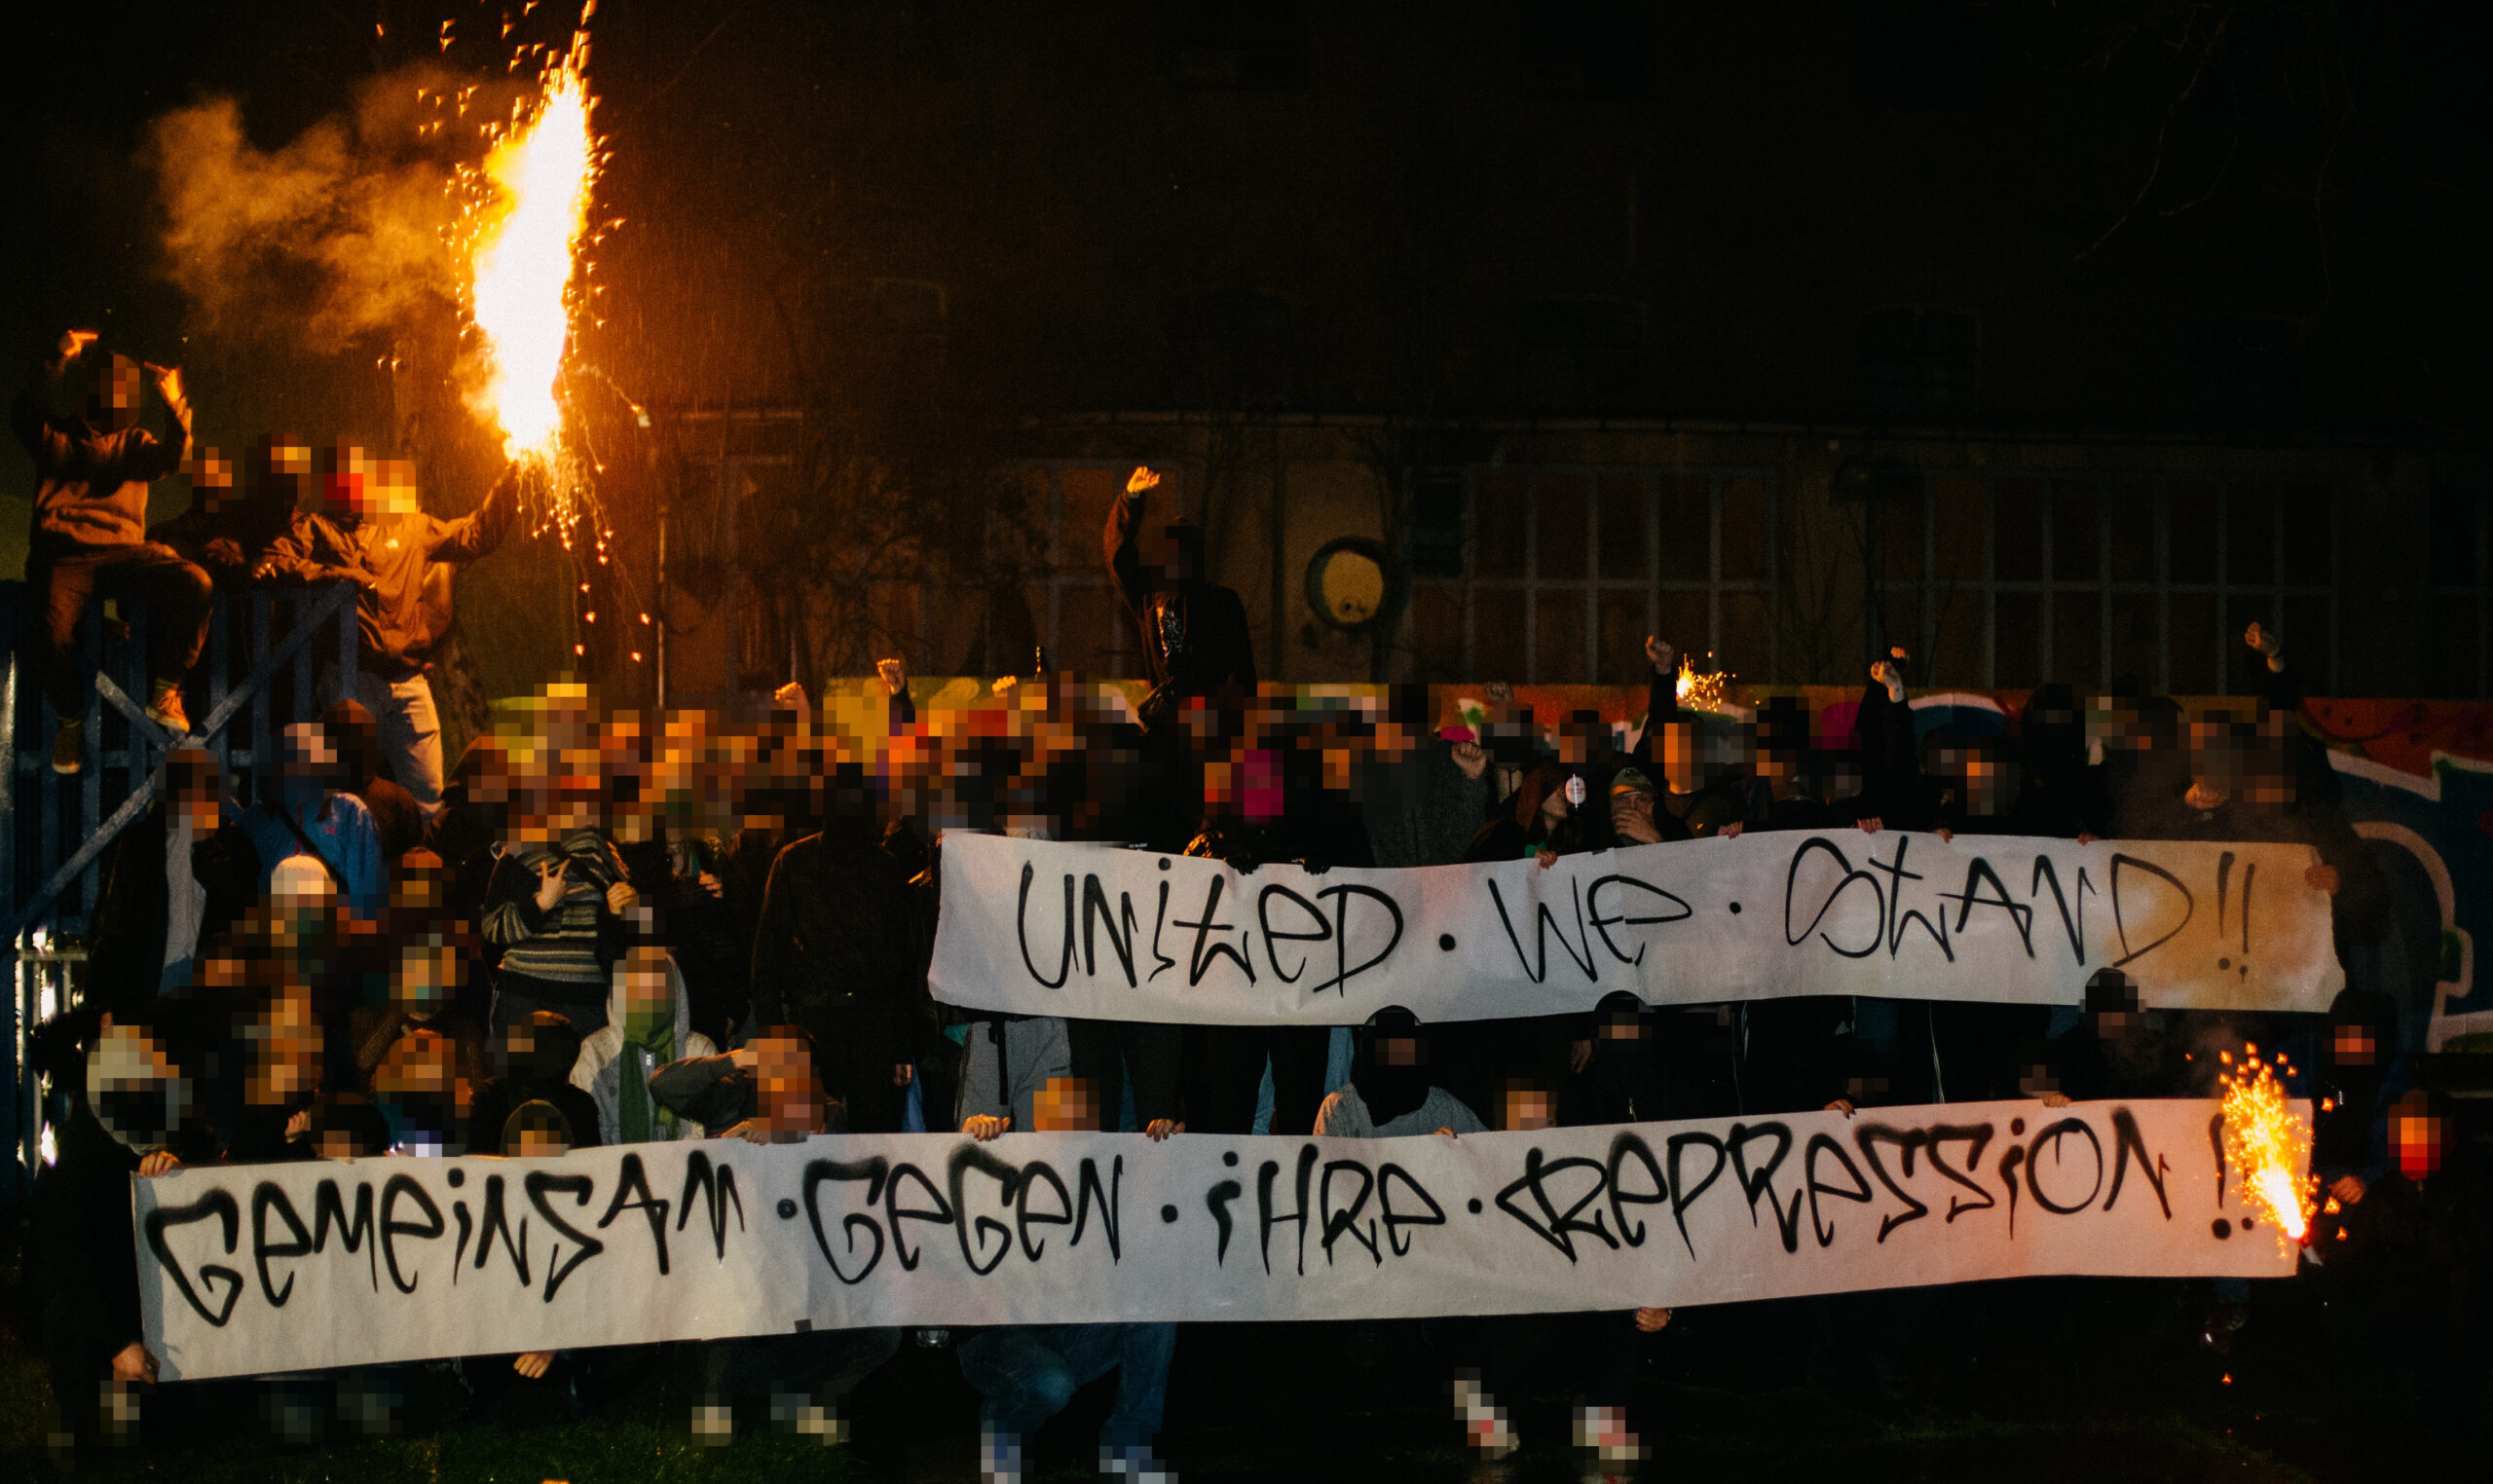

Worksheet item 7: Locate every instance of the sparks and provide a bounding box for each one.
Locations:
[2219,1049,2316,1254]
[465,34,596,464]
[1674,653,1733,712]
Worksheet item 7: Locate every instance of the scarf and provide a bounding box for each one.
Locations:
[614,967,681,1142]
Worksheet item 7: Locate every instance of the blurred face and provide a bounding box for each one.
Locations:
[1501,1083,1556,1132]
[753,1035,826,1133]
[1964,754,2009,816]
[280,723,339,798]
[1598,1009,1646,1043]
[2331,1022,2380,1068]
[511,1124,571,1159]
[621,949,671,1029]
[89,355,141,430]
[245,990,322,1104]
[1660,723,1699,794]
[2394,1108,2446,1180]
[391,942,461,1020]
[1375,1035,1421,1068]
[1032,1076,1101,1132]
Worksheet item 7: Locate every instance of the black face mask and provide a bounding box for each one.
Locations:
[1352,1036,1432,1125]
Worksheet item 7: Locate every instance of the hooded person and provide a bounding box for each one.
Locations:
[572,945,718,1144]
[2308,988,2411,1209]
[322,697,426,861]
[1466,759,1595,864]
[29,1014,215,1456]
[15,330,211,774]
[1564,992,1668,1127]
[470,1011,602,1157]
[153,430,311,582]
[240,720,388,916]
[1313,1008,1486,1137]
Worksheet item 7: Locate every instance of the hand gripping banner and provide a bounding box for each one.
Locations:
[928,833,2343,1025]
[136,1099,2298,1380]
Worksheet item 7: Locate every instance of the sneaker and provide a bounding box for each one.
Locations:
[1452,1373,1518,1459]
[52,719,84,775]
[1099,1442,1178,1481]
[145,681,191,736]
[981,1425,1026,1482]
[690,1402,732,1446]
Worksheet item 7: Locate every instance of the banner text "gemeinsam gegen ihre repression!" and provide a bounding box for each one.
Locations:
[136,1100,2299,1380]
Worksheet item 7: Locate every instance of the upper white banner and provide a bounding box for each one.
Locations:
[928,832,2343,1025]
[135,1099,2295,1380]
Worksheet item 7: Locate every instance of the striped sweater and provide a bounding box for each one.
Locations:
[481,830,634,1001]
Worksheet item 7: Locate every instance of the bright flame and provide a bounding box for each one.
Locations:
[1675,654,1732,712]
[468,41,596,462]
[2220,1049,2316,1252]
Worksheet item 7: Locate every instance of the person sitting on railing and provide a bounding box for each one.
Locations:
[253,442,526,819]
[14,329,212,773]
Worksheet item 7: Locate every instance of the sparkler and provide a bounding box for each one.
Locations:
[1674,652,1732,711]
[2218,1045,2317,1255]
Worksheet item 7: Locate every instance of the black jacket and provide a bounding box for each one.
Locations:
[749,824,924,1033]
[1104,490,1257,727]
[86,804,257,1020]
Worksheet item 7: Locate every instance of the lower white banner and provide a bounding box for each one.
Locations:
[136,1098,2300,1381]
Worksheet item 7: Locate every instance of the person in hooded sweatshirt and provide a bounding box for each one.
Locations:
[322,697,426,861]
[16,330,209,774]
[472,1010,602,1156]
[571,945,717,1144]
[1313,1007,1485,1138]
[29,1014,217,1463]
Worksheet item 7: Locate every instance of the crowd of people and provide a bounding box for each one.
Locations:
[17,386,2487,1482]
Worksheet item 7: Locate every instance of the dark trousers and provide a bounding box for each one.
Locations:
[803,1004,912,1134]
[27,540,212,716]
[694,1326,901,1409]
[959,1322,1175,1447]
[1185,1024,1330,1134]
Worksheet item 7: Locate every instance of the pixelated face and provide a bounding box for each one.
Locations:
[374,1029,458,1098]
[622,950,671,1021]
[1031,1075,1101,1132]
[2091,697,2150,753]
[246,990,323,1104]
[2016,1061,2061,1100]
[753,1035,825,1132]
[320,444,374,513]
[1964,752,2009,815]
[1375,1035,1422,1068]
[1660,722,1699,794]
[2330,1022,2379,1068]
[88,1022,190,1150]
[2394,1109,2446,1179]
[170,768,222,835]
[280,722,339,789]
[1844,1073,1891,1102]
[2094,1007,2139,1041]
[512,1125,571,1159]
[314,1126,366,1160]
[1597,1007,1646,1041]
[186,447,235,512]
[90,354,142,429]
[1501,1083,1556,1132]
[391,942,462,1018]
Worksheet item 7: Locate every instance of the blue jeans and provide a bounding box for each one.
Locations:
[958,1322,1175,1447]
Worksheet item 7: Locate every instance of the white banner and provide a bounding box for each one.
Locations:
[136,1099,2295,1380]
[928,833,2342,1025]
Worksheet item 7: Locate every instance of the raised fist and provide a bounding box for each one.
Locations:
[1645,635,1673,674]
[1127,466,1162,496]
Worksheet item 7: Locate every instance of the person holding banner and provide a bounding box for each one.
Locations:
[961,1078,1179,1482]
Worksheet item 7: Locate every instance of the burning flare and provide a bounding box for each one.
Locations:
[466,35,596,462]
[1675,654,1732,712]
[2219,1046,2316,1252]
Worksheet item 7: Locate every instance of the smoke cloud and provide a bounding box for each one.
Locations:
[144,65,482,352]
